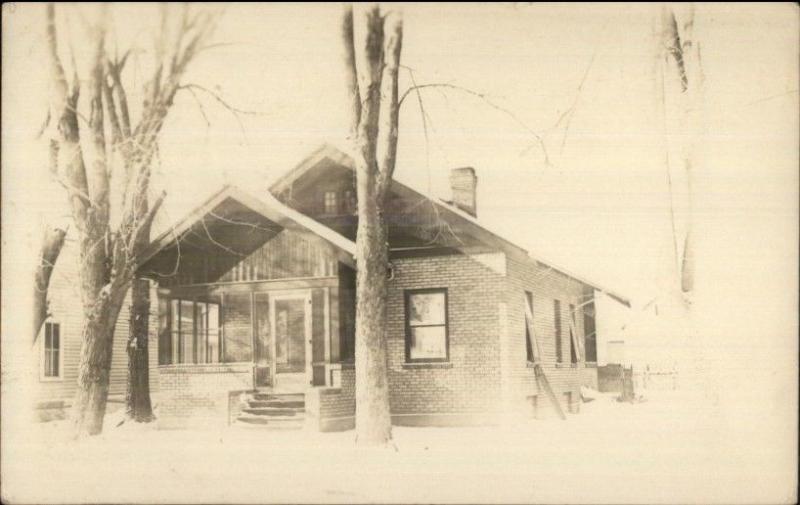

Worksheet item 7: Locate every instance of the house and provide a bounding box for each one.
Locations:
[136,144,630,430]
[33,237,161,418]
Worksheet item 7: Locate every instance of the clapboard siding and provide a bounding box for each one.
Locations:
[36,237,159,403]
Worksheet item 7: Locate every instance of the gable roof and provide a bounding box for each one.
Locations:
[137,184,356,277]
[270,143,631,307]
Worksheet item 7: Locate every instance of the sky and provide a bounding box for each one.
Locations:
[2,2,798,352]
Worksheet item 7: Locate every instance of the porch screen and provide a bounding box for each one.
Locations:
[160,296,220,364]
[223,293,253,362]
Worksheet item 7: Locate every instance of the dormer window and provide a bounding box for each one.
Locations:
[323,191,338,215]
[343,189,356,214]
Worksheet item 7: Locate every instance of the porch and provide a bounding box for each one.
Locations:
[137,186,358,429]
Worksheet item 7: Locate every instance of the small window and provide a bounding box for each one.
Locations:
[42,322,61,378]
[569,303,578,364]
[323,191,338,215]
[343,189,357,214]
[554,299,563,363]
[405,289,449,362]
[524,291,534,362]
[584,302,597,363]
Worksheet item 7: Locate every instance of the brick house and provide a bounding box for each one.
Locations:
[34,144,628,428]
[134,144,629,430]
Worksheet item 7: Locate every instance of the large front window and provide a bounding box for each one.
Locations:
[405,288,449,362]
[167,297,221,364]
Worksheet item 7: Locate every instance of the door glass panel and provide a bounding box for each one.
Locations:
[254,293,270,365]
[275,298,306,373]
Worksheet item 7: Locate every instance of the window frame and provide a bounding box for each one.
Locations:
[167,297,222,365]
[323,190,338,215]
[554,299,563,363]
[404,288,450,363]
[524,291,535,364]
[569,303,578,365]
[40,321,63,381]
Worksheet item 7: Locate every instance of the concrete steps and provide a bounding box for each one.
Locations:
[234,392,305,430]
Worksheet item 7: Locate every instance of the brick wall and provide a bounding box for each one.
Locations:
[385,253,505,420]
[156,363,253,429]
[503,256,590,418]
[308,251,594,427]
[307,367,356,431]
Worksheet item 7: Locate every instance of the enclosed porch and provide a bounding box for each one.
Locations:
[137,186,357,429]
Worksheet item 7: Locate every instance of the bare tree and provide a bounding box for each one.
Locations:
[657,3,704,304]
[341,3,403,446]
[33,224,67,342]
[42,3,217,436]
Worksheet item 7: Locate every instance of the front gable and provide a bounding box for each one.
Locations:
[270,145,528,257]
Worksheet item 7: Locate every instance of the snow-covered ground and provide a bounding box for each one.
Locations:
[2,388,795,504]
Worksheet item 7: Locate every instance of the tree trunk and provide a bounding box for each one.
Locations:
[33,225,66,342]
[343,3,403,446]
[353,178,393,445]
[71,290,125,436]
[126,278,154,422]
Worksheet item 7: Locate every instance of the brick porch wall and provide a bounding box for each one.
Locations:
[307,367,356,431]
[156,363,253,429]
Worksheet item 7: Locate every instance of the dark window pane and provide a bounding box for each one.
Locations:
[207,302,220,363]
[223,293,253,363]
[525,292,534,362]
[171,300,181,363]
[554,300,562,363]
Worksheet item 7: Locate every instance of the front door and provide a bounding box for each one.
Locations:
[270,292,311,393]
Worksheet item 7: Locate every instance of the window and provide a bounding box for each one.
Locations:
[554,300,562,363]
[323,191,338,215]
[42,322,61,378]
[584,302,597,363]
[524,291,534,362]
[569,303,578,364]
[405,289,449,362]
[343,189,357,214]
[168,298,221,364]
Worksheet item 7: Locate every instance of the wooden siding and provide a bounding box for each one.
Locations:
[220,230,337,282]
[36,238,160,403]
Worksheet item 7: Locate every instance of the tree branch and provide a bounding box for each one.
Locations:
[400,82,551,165]
[342,3,361,138]
[376,11,403,199]
[33,225,68,343]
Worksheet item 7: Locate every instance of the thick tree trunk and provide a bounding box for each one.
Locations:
[353,178,393,445]
[343,3,403,446]
[33,225,66,342]
[126,278,154,422]
[71,290,125,436]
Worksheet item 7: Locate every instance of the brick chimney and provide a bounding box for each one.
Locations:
[449,167,477,217]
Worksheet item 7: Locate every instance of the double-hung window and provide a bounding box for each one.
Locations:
[323,191,338,215]
[42,322,61,379]
[524,291,535,363]
[554,299,563,363]
[405,289,449,362]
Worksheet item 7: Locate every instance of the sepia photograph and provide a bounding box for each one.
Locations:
[1,2,797,504]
